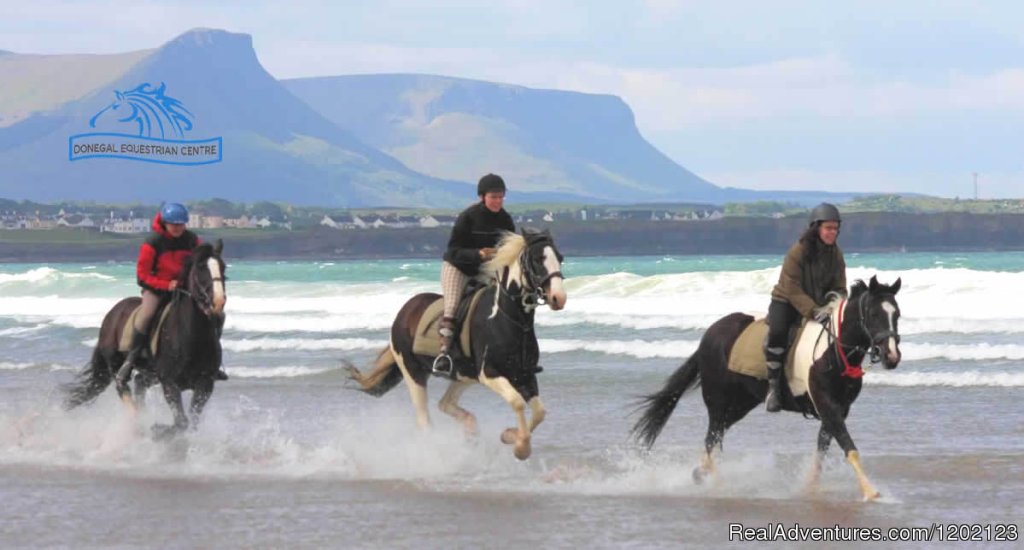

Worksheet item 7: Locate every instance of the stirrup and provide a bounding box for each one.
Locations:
[432,353,454,377]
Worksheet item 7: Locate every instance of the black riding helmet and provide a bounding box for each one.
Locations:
[808,202,841,228]
[477,173,506,197]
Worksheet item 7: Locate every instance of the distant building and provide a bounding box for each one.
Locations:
[57,214,96,228]
[320,214,354,229]
[102,218,150,233]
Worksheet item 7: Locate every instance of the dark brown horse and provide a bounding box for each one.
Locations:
[632,276,902,500]
[346,229,567,460]
[62,241,227,440]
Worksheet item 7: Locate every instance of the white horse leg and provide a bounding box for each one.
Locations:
[846,450,881,501]
[527,396,545,433]
[438,380,477,436]
[479,374,531,460]
[393,345,430,429]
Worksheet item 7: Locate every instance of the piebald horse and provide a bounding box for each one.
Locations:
[632,276,902,500]
[346,229,567,460]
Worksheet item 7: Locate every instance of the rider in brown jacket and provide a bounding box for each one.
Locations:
[765,203,847,412]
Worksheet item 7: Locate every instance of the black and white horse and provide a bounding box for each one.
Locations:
[346,229,567,460]
[633,276,902,500]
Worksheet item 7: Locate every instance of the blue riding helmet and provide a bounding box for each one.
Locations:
[161,203,189,224]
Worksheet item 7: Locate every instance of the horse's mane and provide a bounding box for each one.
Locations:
[177,243,215,285]
[849,279,869,299]
[480,231,526,277]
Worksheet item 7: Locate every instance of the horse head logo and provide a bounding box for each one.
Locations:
[89,83,195,139]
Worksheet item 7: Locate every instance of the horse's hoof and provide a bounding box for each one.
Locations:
[514,439,531,460]
[500,428,518,445]
[151,424,182,441]
[462,418,478,439]
[863,491,881,502]
[692,466,706,484]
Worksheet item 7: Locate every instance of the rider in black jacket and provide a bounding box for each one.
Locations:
[434,173,516,377]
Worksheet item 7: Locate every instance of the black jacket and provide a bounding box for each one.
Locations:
[443,202,516,276]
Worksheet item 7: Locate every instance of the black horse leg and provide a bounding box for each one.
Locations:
[132,370,156,409]
[694,399,760,484]
[152,381,188,440]
[188,377,214,430]
[111,351,134,409]
[817,398,879,500]
[694,409,727,483]
[805,425,833,491]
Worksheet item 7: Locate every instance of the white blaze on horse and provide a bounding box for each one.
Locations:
[346,229,567,460]
[633,276,902,501]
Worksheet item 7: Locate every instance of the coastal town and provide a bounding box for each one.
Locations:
[0,199,727,233]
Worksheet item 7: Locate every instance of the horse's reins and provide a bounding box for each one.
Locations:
[487,240,563,374]
[173,258,226,317]
[819,291,899,376]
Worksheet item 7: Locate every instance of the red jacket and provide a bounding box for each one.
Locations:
[136,213,200,293]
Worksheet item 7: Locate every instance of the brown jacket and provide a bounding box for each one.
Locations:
[770,240,847,318]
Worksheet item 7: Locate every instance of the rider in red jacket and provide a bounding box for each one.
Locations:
[116,203,228,384]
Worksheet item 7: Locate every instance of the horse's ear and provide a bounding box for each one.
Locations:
[869,275,879,292]
[891,277,901,294]
[214,239,223,256]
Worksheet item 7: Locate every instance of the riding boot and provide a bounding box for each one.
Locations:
[115,328,148,385]
[432,317,456,378]
[765,359,784,412]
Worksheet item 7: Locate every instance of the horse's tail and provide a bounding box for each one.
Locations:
[631,354,703,450]
[61,347,112,410]
[344,346,403,397]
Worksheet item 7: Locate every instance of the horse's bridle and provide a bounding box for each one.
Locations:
[857,291,900,363]
[517,239,563,311]
[829,291,899,364]
[175,257,225,317]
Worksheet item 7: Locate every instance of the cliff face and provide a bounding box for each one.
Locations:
[0,29,470,207]
[285,74,722,204]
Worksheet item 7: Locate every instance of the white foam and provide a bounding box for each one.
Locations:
[901,342,1024,361]
[222,338,386,352]
[867,370,1024,387]
[0,324,48,337]
[0,362,75,371]
[227,365,338,378]
[226,314,393,333]
[4,266,1024,342]
[0,267,115,284]
[539,338,699,359]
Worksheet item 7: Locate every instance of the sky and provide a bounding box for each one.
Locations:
[2,0,1022,198]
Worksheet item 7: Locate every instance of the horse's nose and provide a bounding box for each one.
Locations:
[887,348,901,368]
[548,290,567,311]
[213,295,226,314]
[885,343,901,369]
[546,277,566,311]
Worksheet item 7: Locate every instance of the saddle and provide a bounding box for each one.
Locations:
[411,282,489,360]
[727,317,830,399]
[118,302,174,356]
